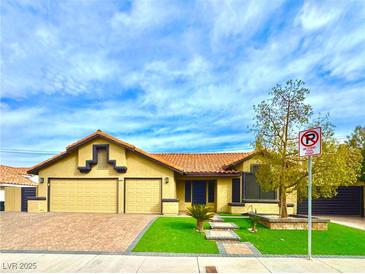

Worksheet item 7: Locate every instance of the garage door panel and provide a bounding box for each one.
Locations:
[50,179,117,213]
[125,179,161,214]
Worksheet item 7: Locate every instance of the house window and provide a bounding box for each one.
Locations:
[243,167,277,200]
[208,181,215,203]
[185,181,191,202]
[232,178,241,203]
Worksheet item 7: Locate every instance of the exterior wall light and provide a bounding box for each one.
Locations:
[165,177,169,184]
[39,178,44,184]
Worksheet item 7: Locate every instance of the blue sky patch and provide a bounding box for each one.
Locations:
[1,0,365,166]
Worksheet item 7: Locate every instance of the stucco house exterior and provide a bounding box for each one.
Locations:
[6,130,297,215]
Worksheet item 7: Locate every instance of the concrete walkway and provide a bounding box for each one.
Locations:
[319,215,365,231]
[1,253,364,273]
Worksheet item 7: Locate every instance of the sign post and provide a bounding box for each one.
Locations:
[299,127,322,260]
[307,155,312,259]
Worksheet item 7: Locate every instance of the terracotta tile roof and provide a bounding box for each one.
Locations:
[66,129,136,151]
[28,130,253,176]
[0,165,36,186]
[152,152,253,175]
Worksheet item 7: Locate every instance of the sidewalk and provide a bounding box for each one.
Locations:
[1,253,364,273]
[319,215,365,231]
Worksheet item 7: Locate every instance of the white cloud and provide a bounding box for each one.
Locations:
[201,0,283,50]
[110,0,178,30]
[295,1,344,31]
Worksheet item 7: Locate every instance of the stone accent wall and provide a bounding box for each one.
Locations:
[229,204,295,215]
[258,219,328,230]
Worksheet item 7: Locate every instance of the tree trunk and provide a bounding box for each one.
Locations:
[197,220,204,232]
[279,187,288,218]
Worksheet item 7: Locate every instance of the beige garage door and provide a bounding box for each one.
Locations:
[50,179,117,213]
[125,179,161,214]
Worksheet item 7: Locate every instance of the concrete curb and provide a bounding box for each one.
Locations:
[2,249,365,259]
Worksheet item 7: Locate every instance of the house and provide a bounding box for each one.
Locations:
[0,165,38,212]
[7,130,297,215]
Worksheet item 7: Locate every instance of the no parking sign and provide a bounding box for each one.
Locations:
[299,127,322,157]
[298,126,322,260]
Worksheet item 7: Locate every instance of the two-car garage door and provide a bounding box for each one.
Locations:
[50,179,118,213]
[50,178,161,214]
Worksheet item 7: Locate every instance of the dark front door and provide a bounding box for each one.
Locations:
[192,181,206,205]
[21,187,36,212]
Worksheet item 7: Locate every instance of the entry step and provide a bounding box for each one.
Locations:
[209,222,239,230]
[205,230,240,241]
[217,242,258,255]
[210,215,224,222]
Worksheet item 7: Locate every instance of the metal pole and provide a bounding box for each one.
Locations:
[308,156,312,260]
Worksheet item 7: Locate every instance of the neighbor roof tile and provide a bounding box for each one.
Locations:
[0,165,36,186]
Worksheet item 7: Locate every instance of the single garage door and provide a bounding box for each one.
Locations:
[125,178,161,214]
[50,179,118,213]
[297,186,364,216]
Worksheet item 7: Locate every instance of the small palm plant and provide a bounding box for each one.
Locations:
[186,204,215,232]
[249,210,260,233]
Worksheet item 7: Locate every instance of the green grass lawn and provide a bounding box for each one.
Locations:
[133,216,365,255]
[132,217,219,254]
[225,218,365,255]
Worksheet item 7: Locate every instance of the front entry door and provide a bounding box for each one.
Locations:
[192,181,206,205]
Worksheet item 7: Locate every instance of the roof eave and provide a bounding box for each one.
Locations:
[181,172,241,177]
[0,183,37,187]
[27,132,184,175]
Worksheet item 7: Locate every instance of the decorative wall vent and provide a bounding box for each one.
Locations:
[78,144,127,173]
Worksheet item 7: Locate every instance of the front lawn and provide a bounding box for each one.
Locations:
[132,217,219,254]
[132,217,365,255]
[226,218,365,255]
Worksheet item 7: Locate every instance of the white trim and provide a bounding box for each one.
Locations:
[0,184,37,188]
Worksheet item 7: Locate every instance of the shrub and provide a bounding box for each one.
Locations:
[250,210,260,233]
[186,204,215,232]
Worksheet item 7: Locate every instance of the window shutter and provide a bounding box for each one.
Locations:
[208,181,215,203]
[185,181,191,202]
[232,178,241,203]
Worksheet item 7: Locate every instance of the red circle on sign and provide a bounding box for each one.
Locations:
[301,130,319,147]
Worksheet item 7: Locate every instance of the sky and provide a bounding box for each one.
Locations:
[1,0,365,167]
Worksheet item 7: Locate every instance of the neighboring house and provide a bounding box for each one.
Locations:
[0,165,38,212]
[9,130,297,215]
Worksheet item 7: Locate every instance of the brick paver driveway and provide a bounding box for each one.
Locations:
[0,212,155,252]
